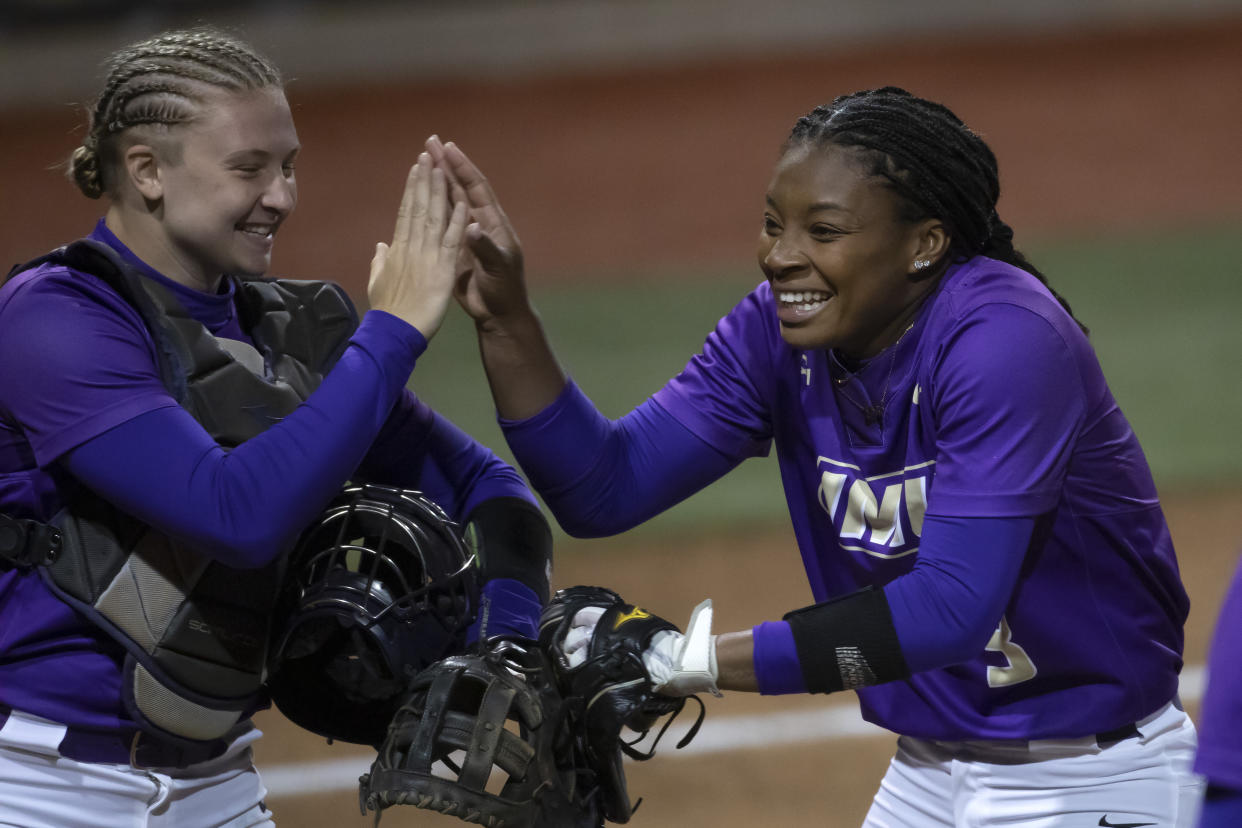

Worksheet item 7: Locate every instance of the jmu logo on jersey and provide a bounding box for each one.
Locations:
[817,456,933,559]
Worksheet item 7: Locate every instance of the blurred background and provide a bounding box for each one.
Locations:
[3,2,1241,825]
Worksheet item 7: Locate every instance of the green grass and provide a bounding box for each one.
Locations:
[409,221,1242,539]
[1032,222,1241,487]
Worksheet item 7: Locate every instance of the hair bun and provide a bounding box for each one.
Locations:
[69,144,103,199]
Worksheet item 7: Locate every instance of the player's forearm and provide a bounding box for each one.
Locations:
[476,309,567,421]
[715,630,760,693]
[62,312,425,568]
[501,388,737,538]
[883,514,1034,672]
[722,591,910,697]
[644,603,762,696]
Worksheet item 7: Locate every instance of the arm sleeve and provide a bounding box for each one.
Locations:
[883,514,1035,673]
[60,311,428,568]
[752,514,1035,693]
[497,286,779,537]
[357,394,552,637]
[355,390,535,522]
[500,380,740,537]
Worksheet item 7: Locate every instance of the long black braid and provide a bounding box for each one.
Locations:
[787,87,1083,330]
[68,27,282,199]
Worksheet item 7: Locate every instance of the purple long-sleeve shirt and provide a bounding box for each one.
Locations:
[503,256,1188,741]
[0,220,532,733]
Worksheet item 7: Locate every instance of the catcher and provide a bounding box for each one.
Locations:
[0,28,550,827]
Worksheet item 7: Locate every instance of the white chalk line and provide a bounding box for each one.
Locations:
[260,665,1205,798]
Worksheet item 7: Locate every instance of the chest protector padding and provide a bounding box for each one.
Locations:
[11,239,357,744]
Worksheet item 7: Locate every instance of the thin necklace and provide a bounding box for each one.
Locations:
[832,322,914,427]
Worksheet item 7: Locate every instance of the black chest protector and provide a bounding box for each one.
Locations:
[2,239,358,745]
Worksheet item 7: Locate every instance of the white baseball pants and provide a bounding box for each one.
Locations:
[0,709,275,828]
[863,699,1203,828]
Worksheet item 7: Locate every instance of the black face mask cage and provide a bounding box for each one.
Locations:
[267,485,481,745]
[289,486,478,634]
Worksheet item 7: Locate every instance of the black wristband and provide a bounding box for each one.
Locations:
[782,585,909,694]
[463,497,552,603]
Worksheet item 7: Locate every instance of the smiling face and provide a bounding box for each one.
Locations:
[758,142,946,358]
[130,86,300,289]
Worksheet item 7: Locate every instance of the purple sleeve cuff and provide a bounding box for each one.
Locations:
[355,309,428,363]
[467,578,542,643]
[752,620,807,695]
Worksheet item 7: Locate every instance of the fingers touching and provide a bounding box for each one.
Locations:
[424,135,515,248]
[367,152,468,341]
[425,135,470,214]
[368,136,532,348]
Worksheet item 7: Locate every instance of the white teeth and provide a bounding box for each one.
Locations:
[777,290,830,311]
[239,225,273,238]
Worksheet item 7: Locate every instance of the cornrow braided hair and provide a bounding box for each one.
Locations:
[787,87,1083,330]
[68,27,282,200]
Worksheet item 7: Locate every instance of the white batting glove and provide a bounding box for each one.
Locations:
[642,599,722,697]
[562,605,606,669]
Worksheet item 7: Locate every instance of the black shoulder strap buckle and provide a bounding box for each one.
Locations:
[0,513,62,568]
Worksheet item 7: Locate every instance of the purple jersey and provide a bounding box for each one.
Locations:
[1195,557,1242,788]
[0,233,241,731]
[652,256,1187,740]
[0,222,528,734]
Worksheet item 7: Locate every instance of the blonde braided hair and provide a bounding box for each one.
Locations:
[68,27,281,199]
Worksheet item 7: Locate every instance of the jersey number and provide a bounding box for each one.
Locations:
[985,616,1037,688]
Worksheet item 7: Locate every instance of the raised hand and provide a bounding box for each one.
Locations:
[424,136,567,419]
[367,152,468,342]
[424,136,530,329]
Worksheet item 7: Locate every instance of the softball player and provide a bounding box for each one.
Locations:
[431,86,1202,825]
[1195,558,1242,827]
[0,29,548,827]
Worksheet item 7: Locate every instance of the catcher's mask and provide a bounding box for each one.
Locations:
[267,484,479,746]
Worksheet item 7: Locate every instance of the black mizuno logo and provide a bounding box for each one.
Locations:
[1098,817,1156,828]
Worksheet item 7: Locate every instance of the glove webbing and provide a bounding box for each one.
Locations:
[463,680,520,790]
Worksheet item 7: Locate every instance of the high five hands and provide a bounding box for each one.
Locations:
[412,135,565,420]
[367,152,468,341]
[423,135,533,332]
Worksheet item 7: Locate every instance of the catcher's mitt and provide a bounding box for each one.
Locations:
[539,586,705,824]
[359,637,598,828]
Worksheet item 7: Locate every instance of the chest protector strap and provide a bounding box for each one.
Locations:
[6,239,357,745]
